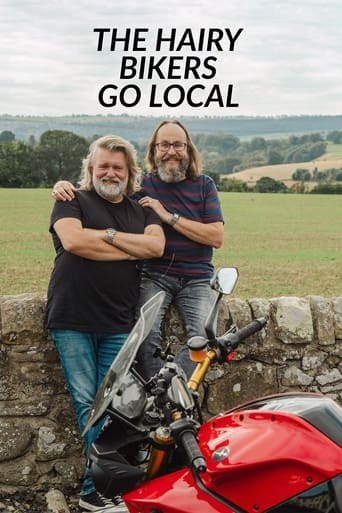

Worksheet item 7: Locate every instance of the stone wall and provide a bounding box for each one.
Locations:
[0,293,341,493]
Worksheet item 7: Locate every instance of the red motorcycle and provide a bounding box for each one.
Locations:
[84,267,342,513]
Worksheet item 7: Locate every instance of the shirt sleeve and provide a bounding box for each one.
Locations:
[144,206,162,228]
[49,196,82,233]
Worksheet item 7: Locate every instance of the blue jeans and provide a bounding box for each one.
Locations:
[51,330,128,496]
[136,272,216,380]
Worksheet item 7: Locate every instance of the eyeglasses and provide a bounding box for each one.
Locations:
[155,142,187,152]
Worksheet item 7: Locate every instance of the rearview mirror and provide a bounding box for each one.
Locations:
[210,267,239,295]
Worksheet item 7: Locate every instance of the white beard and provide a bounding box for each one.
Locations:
[93,176,128,201]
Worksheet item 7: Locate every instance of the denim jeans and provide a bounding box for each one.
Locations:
[51,329,128,496]
[136,271,216,380]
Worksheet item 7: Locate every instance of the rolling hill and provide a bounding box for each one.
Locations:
[223,152,342,188]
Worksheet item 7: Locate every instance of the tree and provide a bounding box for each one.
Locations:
[0,130,15,142]
[37,130,89,186]
[219,178,247,192]
[194,133,240,158]
[326,130,342,144]
[211,156,241,175]
[310,183,342,194]
[249,137,267,151]
[307,142,326,160]
[308,133,324,143]
[288,135,299,145]
[267,150,283,165]
[27,135,37,147]
[292,168,312,181]
[0,141,43,187]
[285,141,326,163]
[315,170,329,181]
[254,176,288,193]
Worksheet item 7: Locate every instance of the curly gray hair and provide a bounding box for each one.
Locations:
[78,135,141,195]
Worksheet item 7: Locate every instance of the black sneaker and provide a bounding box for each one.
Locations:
[79,491,129,512]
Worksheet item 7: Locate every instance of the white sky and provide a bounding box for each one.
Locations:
[1,0,341,117]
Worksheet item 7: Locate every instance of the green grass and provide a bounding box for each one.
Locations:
[0,189,341,299]
[326,142,342,158]
[0,189,54,296]
[217,193,341,298]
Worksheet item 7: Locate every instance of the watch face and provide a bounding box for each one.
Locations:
[106,228,116,243]
[171,213,179,226]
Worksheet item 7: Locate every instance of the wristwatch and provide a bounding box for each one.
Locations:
[169,213,180,226]
[106,228,117,244]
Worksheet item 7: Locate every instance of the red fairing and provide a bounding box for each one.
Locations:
[123,468,235,513]
[197,409,342,512]
[124,406,342,513]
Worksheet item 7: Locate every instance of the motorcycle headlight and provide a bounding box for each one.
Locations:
[168,375,194,411]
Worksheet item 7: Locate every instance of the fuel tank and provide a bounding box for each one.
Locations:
[124,393,342,513]
[198,392,342,512]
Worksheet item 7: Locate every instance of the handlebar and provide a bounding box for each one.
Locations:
[171,418,206,473]
[180,430,206,473]
[219,317,267,349]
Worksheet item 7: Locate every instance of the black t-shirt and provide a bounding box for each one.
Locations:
[45,190,161,333]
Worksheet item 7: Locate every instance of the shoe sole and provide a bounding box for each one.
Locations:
[79,499,129,513]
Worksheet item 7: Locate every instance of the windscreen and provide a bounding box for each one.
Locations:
[83,290,165,434]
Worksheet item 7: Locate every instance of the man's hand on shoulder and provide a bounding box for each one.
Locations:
[52,180,76,201]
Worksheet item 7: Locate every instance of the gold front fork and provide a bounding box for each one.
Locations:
[146,412,182,480]
[146,426,173,479]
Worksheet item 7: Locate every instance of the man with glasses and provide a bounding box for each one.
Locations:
[52,120,224,379]
[135,120,224,379]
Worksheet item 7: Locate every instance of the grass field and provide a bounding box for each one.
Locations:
[326,142,342,158]
[0,189,341,299]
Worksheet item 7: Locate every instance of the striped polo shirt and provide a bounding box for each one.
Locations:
[134,173,224,278]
